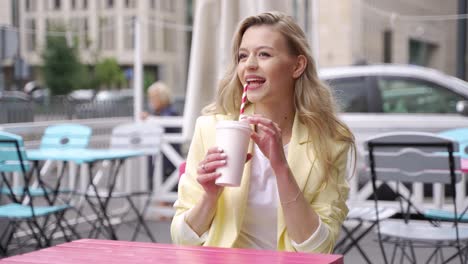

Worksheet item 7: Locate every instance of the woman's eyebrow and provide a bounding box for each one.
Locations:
[239,46,274,52]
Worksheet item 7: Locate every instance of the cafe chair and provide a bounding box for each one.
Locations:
[334,205,397,264]
[39,123,92,200]
[2,124,93,206]
[0,131,73,256]
[366,131,468,264]
[84,122,162,242]
[0,124,92,204]
[40,123,92,150]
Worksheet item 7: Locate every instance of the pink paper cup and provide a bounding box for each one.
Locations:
[215,120,251,187]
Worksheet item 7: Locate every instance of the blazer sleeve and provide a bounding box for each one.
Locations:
[305,143,350,253]
[171,117,209,245]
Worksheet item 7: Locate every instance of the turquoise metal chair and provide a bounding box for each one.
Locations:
[0,131,73,255]
[35,124,92,204]
[1,124,93,201]
[40,123,92,150]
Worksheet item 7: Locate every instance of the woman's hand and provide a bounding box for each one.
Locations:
[246,115,288,169]
[196,147,226,200]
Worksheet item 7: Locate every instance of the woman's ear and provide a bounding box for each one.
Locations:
[292,55,307,79]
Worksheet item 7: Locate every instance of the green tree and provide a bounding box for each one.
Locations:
[144,70,156,91]
[94,58,125,89]
[41,25,88,95]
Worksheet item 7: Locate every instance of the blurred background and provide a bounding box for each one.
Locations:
[0,0,466,123]
[2,2,468,261]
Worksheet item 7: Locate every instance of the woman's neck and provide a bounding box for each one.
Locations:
[254,102,295,144]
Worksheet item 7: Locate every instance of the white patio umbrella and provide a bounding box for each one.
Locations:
[182,0,293,140]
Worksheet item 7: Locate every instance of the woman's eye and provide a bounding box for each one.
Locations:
[259,52,271,57]
[238,53,247,61]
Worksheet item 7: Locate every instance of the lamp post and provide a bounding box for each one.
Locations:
[457,0,467,80]
[133,16,143,122]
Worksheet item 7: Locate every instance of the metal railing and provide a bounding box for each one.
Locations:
[1,117,467,218]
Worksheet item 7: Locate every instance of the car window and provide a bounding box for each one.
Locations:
[378,77,464,113]
[326,77,368,112]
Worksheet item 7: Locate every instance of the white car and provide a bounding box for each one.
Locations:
[319,64,468,180]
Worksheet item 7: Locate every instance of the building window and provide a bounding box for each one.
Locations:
[71,0,76,9]
[409,39,438,67]
[106,0,114,8]
[383,30,392,63]
[99,17,115,50]
[161,0,175,12]
[150,0,156,9]
[84,19,89,48]
[26,19,36,51]
[148,16,161,51]
[83,0,88,9]
[125,0,137,8]
[25,0,36,12]
[163,19,175,52]
[70,17,89,49]
[46,18,64,31]
[54,0,61,10]
[124,16,135,50]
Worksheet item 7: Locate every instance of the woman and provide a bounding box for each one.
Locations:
[171,11,355,253]
[141,81,178,119]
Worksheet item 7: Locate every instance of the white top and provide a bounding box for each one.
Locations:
[173,144,329,251]
[233,144,281,249]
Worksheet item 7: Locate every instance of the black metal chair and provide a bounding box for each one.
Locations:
[367,131,468,264]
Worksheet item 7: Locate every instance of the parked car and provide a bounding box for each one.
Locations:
[319,64,468,183]
[73,89,185,119]
[0,90,34,123]
[74,89,134,119]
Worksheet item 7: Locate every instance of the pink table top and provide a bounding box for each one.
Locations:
[0,239,343,264]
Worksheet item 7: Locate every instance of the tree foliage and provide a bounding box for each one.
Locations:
[41,25,88,95]
[94,58,125,89]
[144,70,156,91]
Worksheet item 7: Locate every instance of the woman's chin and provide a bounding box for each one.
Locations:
[247,94,262,104]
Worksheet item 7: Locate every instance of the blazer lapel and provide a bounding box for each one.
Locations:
[277,113,315,246]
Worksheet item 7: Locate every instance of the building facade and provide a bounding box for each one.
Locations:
[317,0,460,77]
[1,0,464,94]
[15,0,189,96]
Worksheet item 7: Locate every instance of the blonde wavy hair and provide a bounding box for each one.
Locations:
[203,11,355,181]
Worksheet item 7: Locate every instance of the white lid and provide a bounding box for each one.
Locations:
[216,120,251,132]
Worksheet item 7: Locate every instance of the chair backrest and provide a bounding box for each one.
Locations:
[439,128,468,156]
[110,122,163,155]
[0,131,30,173]
[366,131,461,184]
[40,124,92,149]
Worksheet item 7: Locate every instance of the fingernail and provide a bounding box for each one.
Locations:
[221,160,227,164]
[220,153,227,158]
[218,147,224,152]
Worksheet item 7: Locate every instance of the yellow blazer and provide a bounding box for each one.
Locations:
[171,107,350,253]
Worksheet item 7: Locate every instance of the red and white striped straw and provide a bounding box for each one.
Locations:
[239,83,248,120]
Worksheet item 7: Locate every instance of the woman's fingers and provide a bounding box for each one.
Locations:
[204,151,227,164]
[247,116,280,131]
[257,123,275,136]
[197,172,221,184]
[197,159,227,174]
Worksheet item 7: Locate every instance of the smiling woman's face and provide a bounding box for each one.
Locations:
[237,25,298,106]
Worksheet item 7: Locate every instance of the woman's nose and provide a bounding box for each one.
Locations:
[246,54,258,69]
